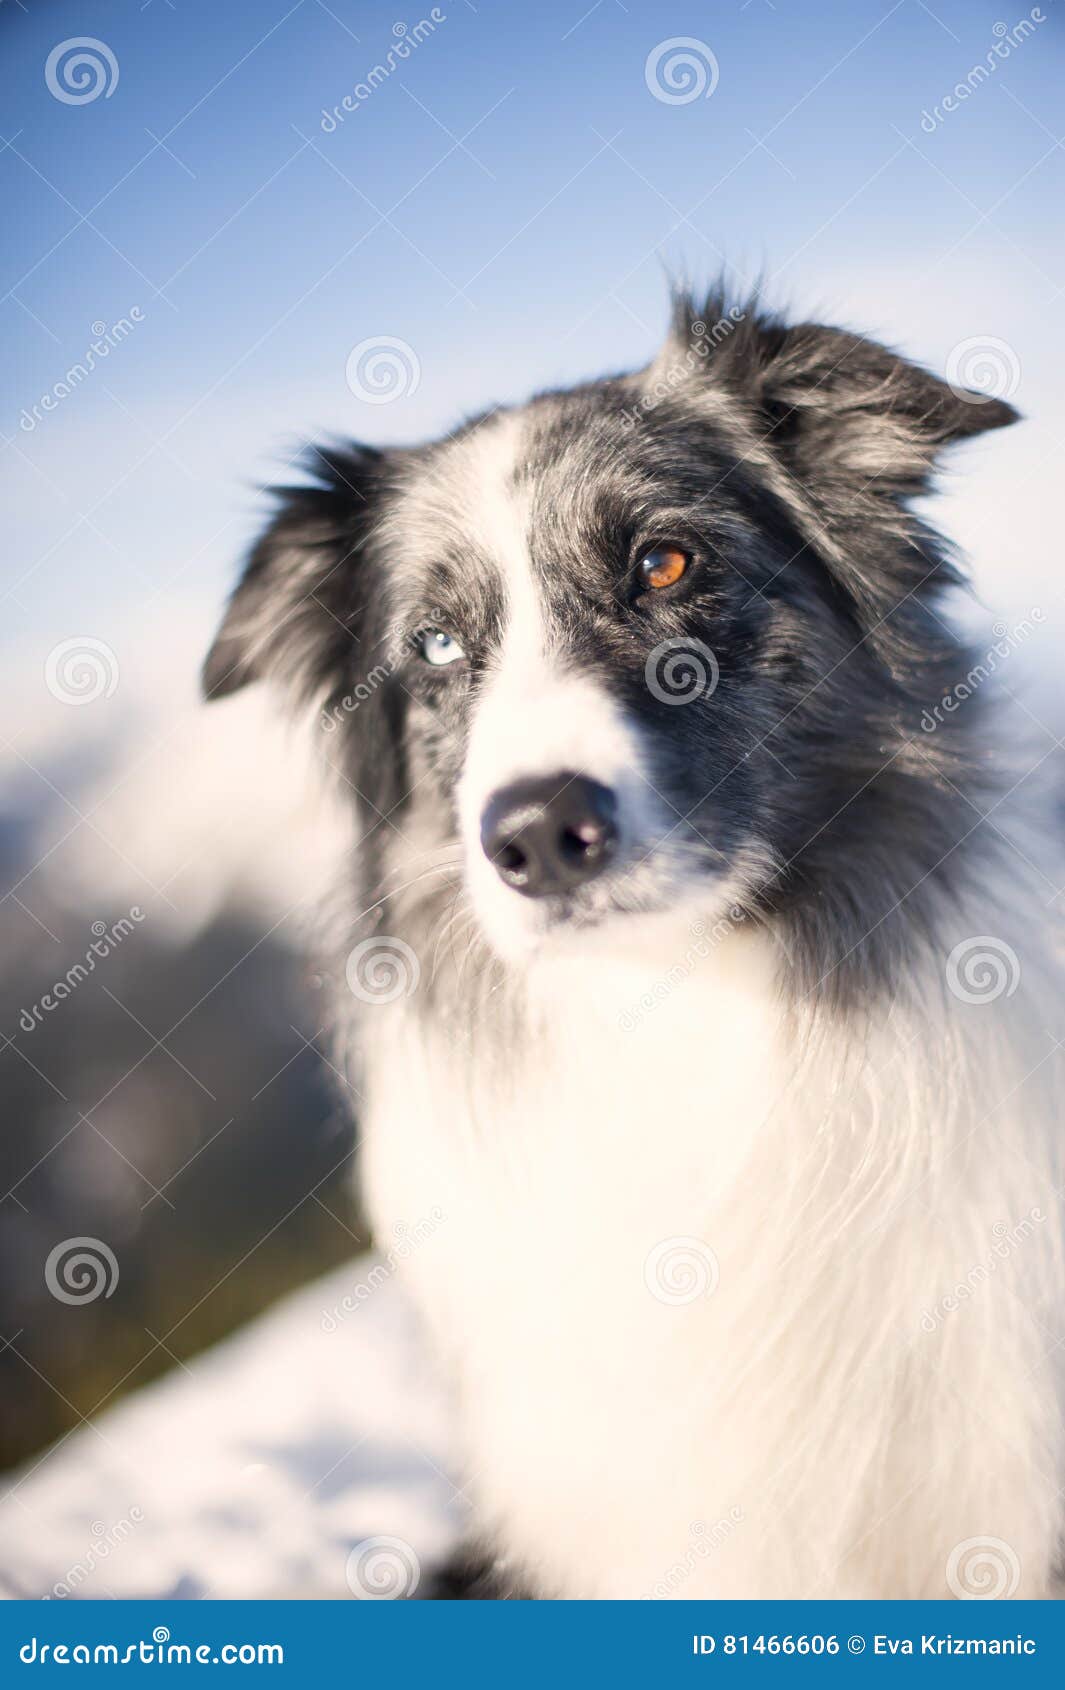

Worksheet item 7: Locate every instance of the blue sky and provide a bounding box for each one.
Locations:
[2,0,1063,678]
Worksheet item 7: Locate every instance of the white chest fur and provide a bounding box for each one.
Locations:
[359,923,1064,1599]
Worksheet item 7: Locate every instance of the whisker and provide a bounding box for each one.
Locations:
[349,854,461,931]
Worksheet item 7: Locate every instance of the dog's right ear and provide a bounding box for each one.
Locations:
[202,445,387,703]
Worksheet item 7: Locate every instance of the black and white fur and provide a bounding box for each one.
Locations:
[204,291,1065,1599]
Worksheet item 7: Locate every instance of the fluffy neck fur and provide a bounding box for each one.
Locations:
[349,845,1065,1600]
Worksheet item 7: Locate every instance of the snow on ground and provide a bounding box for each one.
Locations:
[0,1259,463,1600]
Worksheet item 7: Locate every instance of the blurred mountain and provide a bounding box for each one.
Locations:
[0,618,362,1472]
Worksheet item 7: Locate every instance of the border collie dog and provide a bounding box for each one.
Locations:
[205,291,1064,1600]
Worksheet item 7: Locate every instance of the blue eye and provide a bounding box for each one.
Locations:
[418,628,465,667]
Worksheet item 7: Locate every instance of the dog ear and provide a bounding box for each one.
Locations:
[202,445,387,702]
[668,291,1018,499]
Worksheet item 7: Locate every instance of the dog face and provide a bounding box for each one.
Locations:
[204,294,1015,968]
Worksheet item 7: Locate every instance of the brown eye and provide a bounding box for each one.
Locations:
[638,545,689,591]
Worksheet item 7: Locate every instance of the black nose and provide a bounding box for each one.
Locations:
[480,773,619,898]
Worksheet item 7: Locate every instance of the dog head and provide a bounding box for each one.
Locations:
[204,292,1016,968]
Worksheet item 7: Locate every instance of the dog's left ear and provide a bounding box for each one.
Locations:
[737,315,1018,496]
[668,294,1019,499]
[202,444,387,702]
